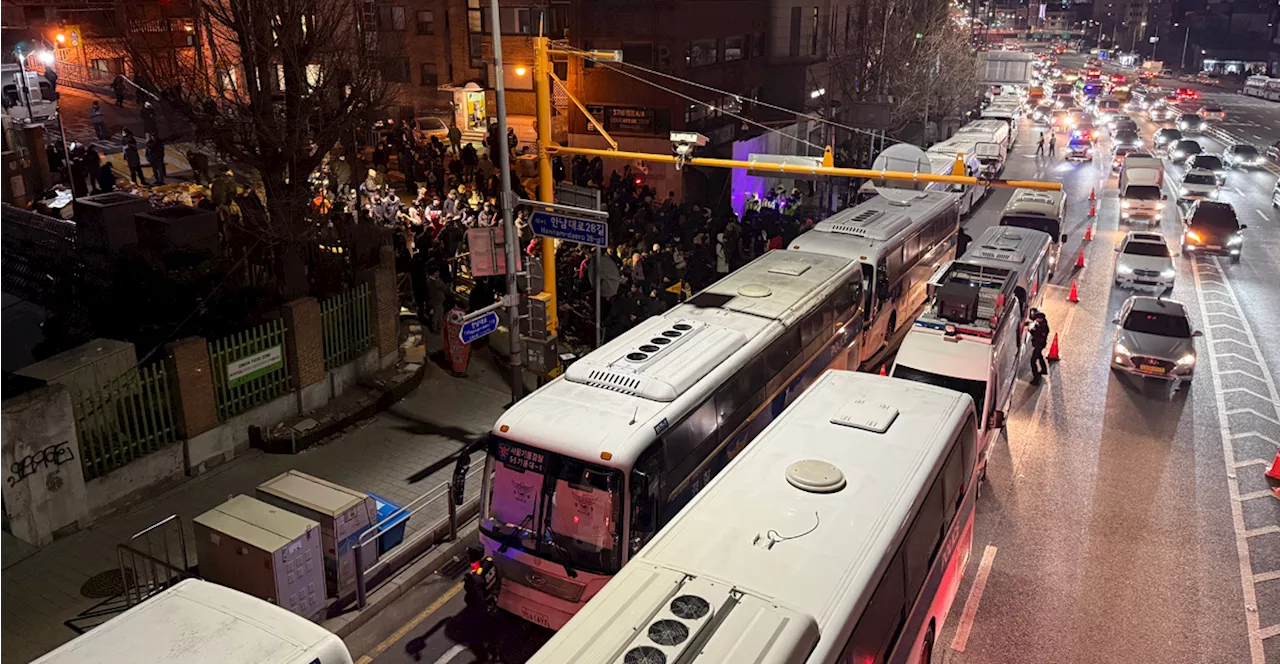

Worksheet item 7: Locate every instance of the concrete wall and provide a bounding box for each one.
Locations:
[1,386,88,547]
[84,444,185,521]
[14,338,136,394]
[185,390,299,475]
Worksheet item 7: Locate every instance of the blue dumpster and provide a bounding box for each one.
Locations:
[368,493,410,556]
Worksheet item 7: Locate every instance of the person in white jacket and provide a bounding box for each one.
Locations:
[715,233,729,274]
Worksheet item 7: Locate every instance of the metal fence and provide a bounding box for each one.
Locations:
[208,319,292,421]
[320,283,373,369]
[72,365,179,481]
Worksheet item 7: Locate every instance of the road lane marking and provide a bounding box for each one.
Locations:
[430,644,470,664]
[1256,571,1280,584]
[950,545,997,653]
[1239,490,1280,502]
[1192,257,1276,664]
[1259,210,1270,222]
[354,582,465,664]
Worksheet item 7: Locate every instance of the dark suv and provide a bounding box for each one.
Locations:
[1183,201,1246,263]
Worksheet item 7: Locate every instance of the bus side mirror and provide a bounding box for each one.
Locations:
[1060,233,1069,242]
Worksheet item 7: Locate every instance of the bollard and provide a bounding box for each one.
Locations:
[354,543,368,609]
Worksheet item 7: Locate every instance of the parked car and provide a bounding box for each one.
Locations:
[1273,180,1280,208]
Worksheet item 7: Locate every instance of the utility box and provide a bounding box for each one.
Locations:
[255,471,377,598]
[14,338,137,394]
[523,333,559,375]
[193,495,326,620]
[73,192,149,252]
[521,291,551,340]
[135,205,220,257]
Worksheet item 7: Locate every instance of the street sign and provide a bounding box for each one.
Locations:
[459,311,500,344]
[529,210,609,247]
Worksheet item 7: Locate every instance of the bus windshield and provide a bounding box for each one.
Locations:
[1001,214,1060,239]
[483,437,623,574]
[891,365,987,417]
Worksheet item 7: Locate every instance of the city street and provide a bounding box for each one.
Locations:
[338,87,1280,664]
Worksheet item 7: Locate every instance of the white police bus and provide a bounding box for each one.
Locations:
[481,250,865,629]
[528,370,981,664]
[790,191,961,367]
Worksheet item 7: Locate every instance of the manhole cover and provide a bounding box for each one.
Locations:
[81,569,134,598]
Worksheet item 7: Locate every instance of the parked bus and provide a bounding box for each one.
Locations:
[1244,75,1280,101]
[926,138,989,214]
[480,249,865,629]
[998,188,1068,276]
[955,119,1012,176]
[854,153,975,205]
[790,191,960,367]
[33,580,353,664]
[528,370,981,664]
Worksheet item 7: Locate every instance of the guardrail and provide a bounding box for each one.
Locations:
[351,461,486,609]
[1203,124,1280,176]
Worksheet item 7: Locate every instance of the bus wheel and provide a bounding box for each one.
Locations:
[919,624,936,664]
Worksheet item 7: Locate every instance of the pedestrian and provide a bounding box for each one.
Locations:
[44,66,57,93]
[186,148,210,185]
[141,101,158,137]
[1029,310,1050,384]
[424,266,448,332]
[1047,133,1056,158]
[447,122,462,157]
[146,135,167,185]
[957,227,973,256]
[83,147,103,194]
[89,101,107,140]
[1036,132,1045,156]
[111,75,127,108]
[507,127,518,158]
[97,161,117,193]
[123,136,145,184]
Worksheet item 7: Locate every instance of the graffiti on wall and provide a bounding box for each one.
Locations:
[7,441,76,487]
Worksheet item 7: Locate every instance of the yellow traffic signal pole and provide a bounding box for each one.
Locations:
[531,36,1063,347]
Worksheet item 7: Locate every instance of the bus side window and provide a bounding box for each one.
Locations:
[903,480,944,601]
[942,444,965,523]
[843,548,907,662]
[629,444,663,555]
[663,399,719,496]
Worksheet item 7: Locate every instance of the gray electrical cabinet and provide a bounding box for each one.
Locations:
[193,495,326,620]
[255,470,377,598]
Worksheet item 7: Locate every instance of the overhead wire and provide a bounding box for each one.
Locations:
[566,45,904,146]
[577,56,826,154]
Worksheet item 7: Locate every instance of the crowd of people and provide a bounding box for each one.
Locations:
[308,117,819,349]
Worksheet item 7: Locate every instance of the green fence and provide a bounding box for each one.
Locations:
[321,284,374,369]
[72,365,179,481]
[208,319,292,421]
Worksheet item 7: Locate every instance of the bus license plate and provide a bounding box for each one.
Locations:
[1139,364,1166,375]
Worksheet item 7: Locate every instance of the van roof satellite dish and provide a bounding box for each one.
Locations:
[871,143,933,204]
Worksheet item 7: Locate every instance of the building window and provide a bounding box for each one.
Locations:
[549,6,569,38]
[469,33,484,68]
[416,10,434,35]
[378,5,406,31]
[811,6,819,55]
[789,7,801,57]
[421,62,439,87]
[384,56,411,82]
[468,0,482,34]
[688,38,717,67]
[724,36,744,62]
[622,42,654,66]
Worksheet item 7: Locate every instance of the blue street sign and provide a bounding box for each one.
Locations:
[459,312,500,344]
[529,210,609,247]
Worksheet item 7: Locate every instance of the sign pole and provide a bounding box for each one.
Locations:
[595,246,603,348]
[488,0,522,402]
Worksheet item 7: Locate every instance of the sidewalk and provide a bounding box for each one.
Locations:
[0,341,516,664]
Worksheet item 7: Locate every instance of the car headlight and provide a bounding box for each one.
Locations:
[1227,234,1243,246]
[1156,202,1165,210]
[1161,268,1176,278]
[1181,187,1190,195]
[1186,231,1202,243]
[1117,264,1133,275]
[1209,189,1218,198]
[1115,342,1132,356]
[1122,200,1131,208]
[1176,353,1196,366]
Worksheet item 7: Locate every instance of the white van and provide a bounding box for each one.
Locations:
[1,64,58,124]
[1119,165,1166,223]
[891,260,1022,483]
[998,188,1067,276]
[33,579,353,664]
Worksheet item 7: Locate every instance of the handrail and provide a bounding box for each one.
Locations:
[352,461,486,608]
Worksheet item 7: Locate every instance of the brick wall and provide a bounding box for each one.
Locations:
[164,337,218,439]
[363,246,400,360]
[281,297,326,389]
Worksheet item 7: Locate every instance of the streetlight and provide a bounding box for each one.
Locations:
[1175,22,1190,71]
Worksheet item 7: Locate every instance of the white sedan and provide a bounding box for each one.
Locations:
[1114,231,1176,291]
[1179,168,1220,202]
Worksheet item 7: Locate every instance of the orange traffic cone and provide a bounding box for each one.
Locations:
[1089,199,1097,217]
[1266,450,1280,481]
[1075,247,1086,269]
[879,364,888,376]
[1084,223,1093,241]
[1047,333,1061,361]
[1067,279,1080,302]
[1089,187,1096,201]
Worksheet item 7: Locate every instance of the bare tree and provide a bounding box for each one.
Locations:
[119,0,399,294]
